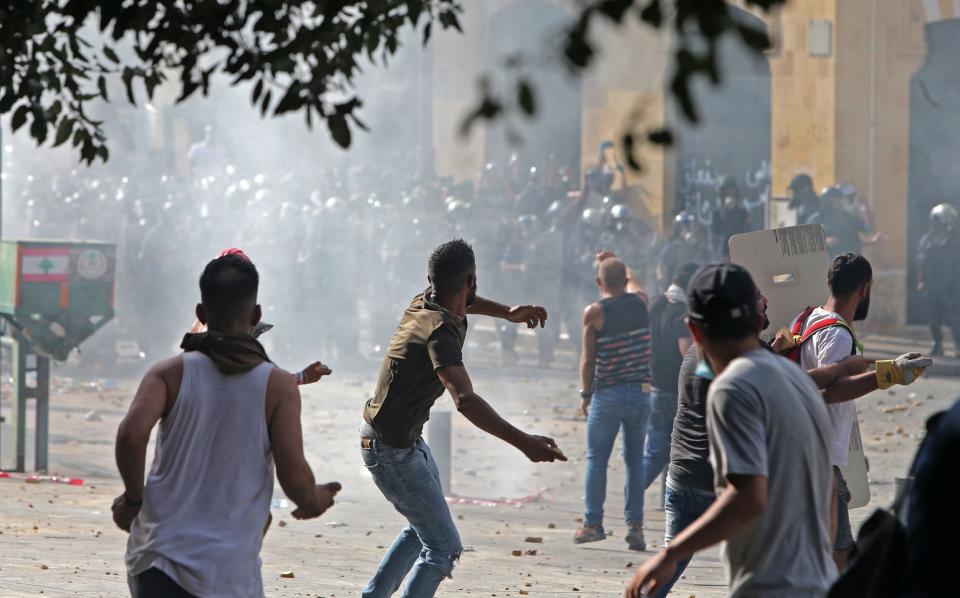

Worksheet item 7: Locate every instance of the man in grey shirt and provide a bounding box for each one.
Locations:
[627,264,836,598]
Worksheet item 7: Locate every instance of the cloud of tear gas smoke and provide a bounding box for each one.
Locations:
[0,15,654,382]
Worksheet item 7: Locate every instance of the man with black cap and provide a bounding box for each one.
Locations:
[626,264,836,598]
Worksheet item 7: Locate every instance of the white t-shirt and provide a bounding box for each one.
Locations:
[793,307,856,466]
[708,348,836,596]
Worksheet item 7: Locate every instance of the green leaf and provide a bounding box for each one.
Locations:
[177,77,199,103]
[639,0,662,27]
[30,111,48,144]
[459,97,502,137]
[260,89,272,116]
[407,1,423,25]
[274,84,303,115]
[623,133,641,171]
[11,105,29,132]
[564,29,594,69]
[737,23,771,51]
[47,100,63,120]
[251,78,264,103]
[598,0,632,22]
[0,92,16,114]
[103,45,120,63]
[98,75,108,101]
[517,80,535,116]
[327,113,351,148]
[53,117,74,147]
[438,10,462,32]
[670,70,699,124]
[647,127,674,146]
[122,67,137,105]
[422,22,431,46]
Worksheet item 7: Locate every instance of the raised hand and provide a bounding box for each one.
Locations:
[300,361,332,385]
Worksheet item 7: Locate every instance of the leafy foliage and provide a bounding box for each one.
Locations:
[462,0,787,171]
[2,0,784,168]
[0,0,462,164]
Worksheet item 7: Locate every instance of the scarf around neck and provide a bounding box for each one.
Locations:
[180,332,271,375]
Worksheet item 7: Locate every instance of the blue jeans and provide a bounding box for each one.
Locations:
[656,482,716,598]
[361,438,462,598]
[584,384,651,528]
[643,390,678,489]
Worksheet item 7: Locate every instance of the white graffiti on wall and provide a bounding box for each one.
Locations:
[678,158,771,225]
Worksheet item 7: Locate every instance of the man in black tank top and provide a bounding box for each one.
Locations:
[575,256,653,551]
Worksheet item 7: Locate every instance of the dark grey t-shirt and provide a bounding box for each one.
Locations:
[708,348,836,597]
[667,345,714,493]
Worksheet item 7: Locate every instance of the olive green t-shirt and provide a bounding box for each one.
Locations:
[362,290,467,447]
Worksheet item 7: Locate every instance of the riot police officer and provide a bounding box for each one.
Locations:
[710,176,751,258]
[658,211,709,291]
[917,203,960,356]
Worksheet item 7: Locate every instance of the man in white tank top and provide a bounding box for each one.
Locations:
[112,253,342,597]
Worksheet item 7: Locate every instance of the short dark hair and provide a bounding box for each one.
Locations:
[429,239,476,298]
[199,254,259,318]
[674,262,700,291]
[828,253,872,298]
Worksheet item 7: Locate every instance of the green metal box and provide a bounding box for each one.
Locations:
[0,240,116,361]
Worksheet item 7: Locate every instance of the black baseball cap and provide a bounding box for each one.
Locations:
[686,264,759,333]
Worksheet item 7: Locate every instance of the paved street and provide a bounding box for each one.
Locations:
[1,340,956,597]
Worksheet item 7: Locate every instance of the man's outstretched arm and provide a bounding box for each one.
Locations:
[437,365,566,463]
[466,296,547,328]
[267,368,341,520]
[806,355,874,391]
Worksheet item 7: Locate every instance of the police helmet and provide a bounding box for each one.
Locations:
[931,203,959,227]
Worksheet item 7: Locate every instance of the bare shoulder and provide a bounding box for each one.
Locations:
[149,355,183,375]
[267,366,297,394]
[583,302,603,324]
[149,355,183,388]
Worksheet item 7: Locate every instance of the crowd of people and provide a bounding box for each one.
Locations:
[8,132,958,596]
[108,229,956,597]
[11,130,927,373]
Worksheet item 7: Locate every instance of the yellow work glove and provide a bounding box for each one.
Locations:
[875,352,934,390]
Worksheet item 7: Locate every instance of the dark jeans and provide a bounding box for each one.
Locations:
[655,482,716,598]
[129,568,196,598]
[643,390,678,489]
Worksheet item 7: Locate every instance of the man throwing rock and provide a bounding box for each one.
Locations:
[359,239,566,598]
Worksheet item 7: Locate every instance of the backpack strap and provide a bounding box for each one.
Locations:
[796,317,854,346]
[785,306,816,362]
[791,306,817,338]
[787,307,861,361]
